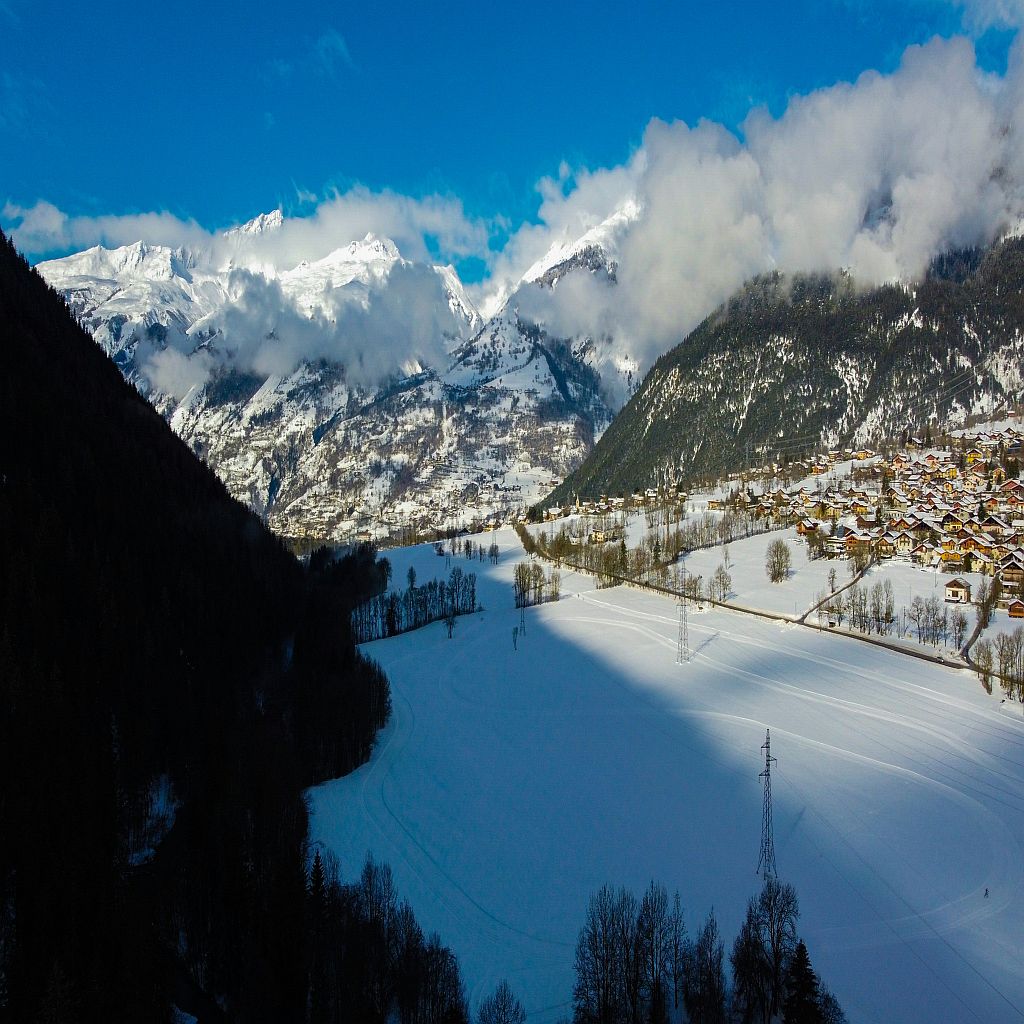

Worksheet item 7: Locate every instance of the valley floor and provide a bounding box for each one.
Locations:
[309,528,1024,1024]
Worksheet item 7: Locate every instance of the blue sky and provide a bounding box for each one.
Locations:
[0,0,1019,278]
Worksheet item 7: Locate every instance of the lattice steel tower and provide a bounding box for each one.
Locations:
[757,729,778,877]
[676,569,690,664]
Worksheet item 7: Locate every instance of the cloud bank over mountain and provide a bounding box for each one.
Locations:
[13,33,1024,387]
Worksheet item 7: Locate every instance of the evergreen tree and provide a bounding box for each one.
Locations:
[782,941,822,1024]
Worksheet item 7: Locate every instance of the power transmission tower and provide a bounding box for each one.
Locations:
[676,568,690,664]
[757,729,778,878]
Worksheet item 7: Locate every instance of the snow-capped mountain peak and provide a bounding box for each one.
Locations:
[226,209,284,237]
[343,232,401,262]
[40,239,197,285]
[520,197,640,285]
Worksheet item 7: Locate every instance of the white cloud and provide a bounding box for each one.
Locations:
[500,35,1024,395]
[3,199,209,254]
[12,32,1024,403]
[4,186,487,270]
[956,0,1024,31]
[138,260,463,397]
[313,28,355,76]
[187,262,459,387]
[146,346,215,399]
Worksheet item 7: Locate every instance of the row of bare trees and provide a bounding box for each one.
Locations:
[351,568,478,643]
[816,580,971,649]
[974,626,1024,698]
[572,877,844,1024]
[513,560,561,607]
[435,538,500,564]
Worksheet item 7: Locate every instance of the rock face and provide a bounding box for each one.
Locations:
[550,241,1024,503]
[38,215,619,540]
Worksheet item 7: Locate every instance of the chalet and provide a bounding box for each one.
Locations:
[910,542,939,566]
[944,578,972,604]
[875,534,896,559]
[853,448,876,461]
[968,551,995,576]
[893,531,917,557]
[825,535,846,557]
[1009,599,1024,619]
[965,448,985,465]
[999,553,1024,587]
[844,531,871,554]
[797,518,819,535]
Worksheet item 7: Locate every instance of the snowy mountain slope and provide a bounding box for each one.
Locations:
[520,196,639,285]
[38,241,225,372]
[481,199,642,405]
[167,336,607,541]
[38,215,617,540]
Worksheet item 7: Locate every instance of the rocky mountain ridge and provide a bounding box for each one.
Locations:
[38,214,622,540]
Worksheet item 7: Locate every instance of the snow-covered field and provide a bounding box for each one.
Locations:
[310,528,1024,1024]
[678,526,836,616]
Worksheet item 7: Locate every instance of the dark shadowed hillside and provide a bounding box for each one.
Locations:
[0,230,469,1023]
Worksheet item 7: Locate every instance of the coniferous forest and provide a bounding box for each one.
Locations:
[0,229,469,1023]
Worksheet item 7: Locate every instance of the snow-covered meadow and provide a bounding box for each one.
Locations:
[310,527,1024,1024]
[677,526,837,617]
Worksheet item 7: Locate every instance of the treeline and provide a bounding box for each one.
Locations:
[513,560,561,607]
[526,510,775,593]
[305,851,469,1024]
[974,626,1024,697]
[351,567,479,643]
[0,228,444,1023]
[435,537,501,564]
[817,579,982,651]
[572,876,845,1024]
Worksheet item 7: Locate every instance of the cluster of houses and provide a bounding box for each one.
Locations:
[732,428,1024,616]
[542,488,668,523]
[542,424,1024,615]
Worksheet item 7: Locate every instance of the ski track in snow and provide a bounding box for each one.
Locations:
[309,529,1024,1023]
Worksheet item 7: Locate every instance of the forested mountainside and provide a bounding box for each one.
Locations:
[548,240,1024,504]
[0,230,467,1023]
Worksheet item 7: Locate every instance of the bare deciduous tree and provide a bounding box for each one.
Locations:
[477,979,525,1024]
